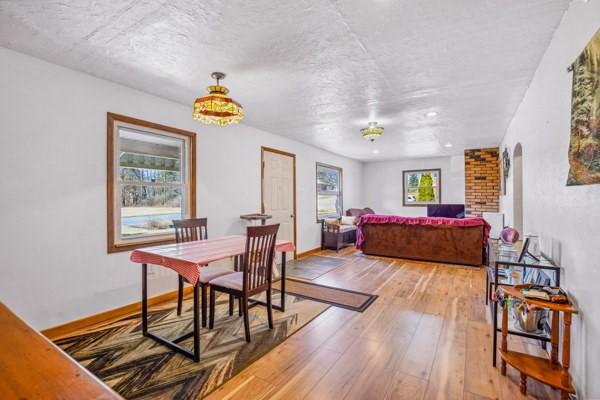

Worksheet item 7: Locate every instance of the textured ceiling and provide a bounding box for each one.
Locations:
[0,0,570,161]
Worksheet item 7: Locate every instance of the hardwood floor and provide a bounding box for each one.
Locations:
[205,249,561,400]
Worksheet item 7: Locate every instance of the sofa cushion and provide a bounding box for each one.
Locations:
[346,208,366,217]
[340,216,357,225]
[346,208,375,217]
[209,271,243,290]
[199,265,235,283]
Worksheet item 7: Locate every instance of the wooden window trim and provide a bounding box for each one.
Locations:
[316,162,343,222]
[402,168,441,207]
[107,113,196,253]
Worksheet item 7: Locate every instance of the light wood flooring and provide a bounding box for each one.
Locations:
[205,248,560,400]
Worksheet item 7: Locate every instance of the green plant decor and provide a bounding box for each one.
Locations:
[417,173,435,202]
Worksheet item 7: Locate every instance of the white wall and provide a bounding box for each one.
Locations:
[499,2,600,397]
[0,47,363,330]
[363,155,465,216]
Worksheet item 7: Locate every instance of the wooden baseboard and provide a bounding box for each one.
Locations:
[296,247,322,259]
[42,287,194,341]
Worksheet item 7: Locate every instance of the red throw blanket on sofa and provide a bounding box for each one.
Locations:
[356,214,491,250]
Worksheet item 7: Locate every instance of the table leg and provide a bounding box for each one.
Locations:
[551,310,560,364]
[520,373,527,394]
[141,264,201,362]
[492,264,499,367]
[485,272,489,305]
[142,264,148,335]
[562,313,572,390]
[492,299,498,367]
[280,251,286,312]
[192,282,200,362]
[501,300,508,376]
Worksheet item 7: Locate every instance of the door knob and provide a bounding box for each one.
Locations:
[290,214,295,218]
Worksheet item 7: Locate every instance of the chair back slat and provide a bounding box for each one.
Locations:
[242,224,279,294]
[173,218,208,244]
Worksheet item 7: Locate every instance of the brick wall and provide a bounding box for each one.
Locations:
[464,148,500,216]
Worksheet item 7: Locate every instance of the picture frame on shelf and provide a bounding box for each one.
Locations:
[518,238,540,262]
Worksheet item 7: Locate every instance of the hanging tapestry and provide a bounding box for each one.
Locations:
[568,28,600,186]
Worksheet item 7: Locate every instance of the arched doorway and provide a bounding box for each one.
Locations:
[513,143,523,234]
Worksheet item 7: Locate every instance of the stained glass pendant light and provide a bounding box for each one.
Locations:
[361,121,384,142]
[192,72,244,126]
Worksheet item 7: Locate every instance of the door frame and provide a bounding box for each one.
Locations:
[261,146,297,259]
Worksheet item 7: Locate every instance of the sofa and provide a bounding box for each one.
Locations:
[357,215,490,266]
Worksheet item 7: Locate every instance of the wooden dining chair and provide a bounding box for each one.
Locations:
[173,218,235,327]
[208,224,280,342]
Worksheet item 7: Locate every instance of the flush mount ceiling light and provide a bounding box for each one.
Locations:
[192,72,244,126]
[360,121,384,142]
[444,142,453,148]
[426,111,438,118]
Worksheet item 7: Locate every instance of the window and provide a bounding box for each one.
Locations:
[316,162,342,221]
[403,168,441,206]
[107,113,196,252]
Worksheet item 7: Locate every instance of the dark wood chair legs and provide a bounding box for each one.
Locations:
[266,289,274,329]
[201,285,208,328]
[209,287,216,330]
[242,295,251,343]
[208,287,275,343]
[208,223,280,344]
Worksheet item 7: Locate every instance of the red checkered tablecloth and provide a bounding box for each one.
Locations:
[130,235,295,285]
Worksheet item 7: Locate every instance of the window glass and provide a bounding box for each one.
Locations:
[317,163,342,220]
[403,169,441,206]
[120,185,183,238]
[118,128,186,240]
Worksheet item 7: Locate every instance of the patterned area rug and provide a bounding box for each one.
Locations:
[285,255,346,280]
[54,292,329,399]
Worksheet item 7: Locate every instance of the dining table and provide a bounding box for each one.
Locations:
[130,234,295,361]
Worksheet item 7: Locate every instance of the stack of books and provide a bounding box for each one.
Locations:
[521,285,568,303]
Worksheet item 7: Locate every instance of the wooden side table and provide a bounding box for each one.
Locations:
[320,219,357,251]
[486,239,561,367]
[240,213,272,226]
[499,286,577,399]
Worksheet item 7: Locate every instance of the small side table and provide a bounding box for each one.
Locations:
[487,240,561,366]
[240,213,272,226]
[499,285,577,399]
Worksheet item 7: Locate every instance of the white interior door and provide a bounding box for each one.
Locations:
[262,149,295,251]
